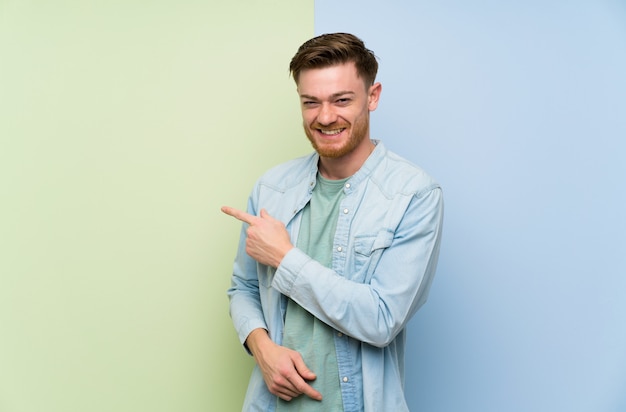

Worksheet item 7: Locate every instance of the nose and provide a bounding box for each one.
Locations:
[317,103,337,126]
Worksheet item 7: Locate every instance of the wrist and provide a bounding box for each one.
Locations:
[274,246,294,268]
[245,328,272,357]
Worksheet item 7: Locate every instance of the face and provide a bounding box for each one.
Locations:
[297,62,381,159]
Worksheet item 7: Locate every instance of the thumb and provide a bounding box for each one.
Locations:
[259,208,270,219]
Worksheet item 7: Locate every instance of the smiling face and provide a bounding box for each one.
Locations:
[297,62,381,160]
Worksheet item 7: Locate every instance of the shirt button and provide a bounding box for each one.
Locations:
[337,246,343,252]
[342,377,349,383]
[345,183,351,189]
[343,208,349,214]
[337,332,343,337]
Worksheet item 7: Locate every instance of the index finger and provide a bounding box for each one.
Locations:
[221,206,256,225]
[289,375,322,401]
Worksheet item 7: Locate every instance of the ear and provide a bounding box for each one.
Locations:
[368,82,382,111]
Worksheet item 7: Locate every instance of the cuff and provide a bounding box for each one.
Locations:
[271,247,311,297]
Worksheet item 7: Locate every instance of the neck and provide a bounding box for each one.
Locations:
[318,139,375,180]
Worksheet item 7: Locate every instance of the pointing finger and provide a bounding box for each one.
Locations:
[221,206,256,225]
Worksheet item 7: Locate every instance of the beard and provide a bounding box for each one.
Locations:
[303,114,369,159]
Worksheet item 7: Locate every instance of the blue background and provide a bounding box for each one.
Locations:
[316,1,626,410]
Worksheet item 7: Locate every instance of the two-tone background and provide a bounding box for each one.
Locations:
[1,1,624,411]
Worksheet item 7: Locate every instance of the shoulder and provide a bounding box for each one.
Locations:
[255,152,317,192]
[372,146,440,198]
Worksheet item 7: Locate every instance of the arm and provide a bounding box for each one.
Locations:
[224,187,443,347]
[224,203,322,402]
[272,187,444,347]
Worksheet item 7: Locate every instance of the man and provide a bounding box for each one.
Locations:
[222,33,443,412]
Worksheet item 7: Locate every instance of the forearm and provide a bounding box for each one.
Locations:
[245,328,272,357]
[273,249,413,346]
[272,189,444,346]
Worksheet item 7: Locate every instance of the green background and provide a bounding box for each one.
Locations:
[0,1,312,411]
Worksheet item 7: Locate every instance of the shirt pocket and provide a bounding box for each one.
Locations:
[352,229,394,283]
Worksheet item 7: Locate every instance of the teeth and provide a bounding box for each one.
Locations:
[320,128,344,135]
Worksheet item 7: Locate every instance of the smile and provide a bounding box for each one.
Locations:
[319,128,345,136]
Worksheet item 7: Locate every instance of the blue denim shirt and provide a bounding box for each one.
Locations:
[227,140,444,412]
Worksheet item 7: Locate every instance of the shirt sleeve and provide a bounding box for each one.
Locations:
[271,186,444,348]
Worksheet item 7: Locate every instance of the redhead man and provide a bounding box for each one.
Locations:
[222,33,444,412]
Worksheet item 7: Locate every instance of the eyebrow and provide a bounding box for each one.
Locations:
[299,91,356,100]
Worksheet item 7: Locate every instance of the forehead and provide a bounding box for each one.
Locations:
[296,62,366,97]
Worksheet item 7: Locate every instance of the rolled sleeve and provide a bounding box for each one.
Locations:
[271,247,312,297]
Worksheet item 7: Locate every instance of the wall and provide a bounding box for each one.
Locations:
[315,1,626,411]
[4,2,624,411]
[0,1,312,411]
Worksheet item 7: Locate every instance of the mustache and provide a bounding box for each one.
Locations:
[311,122,349,130]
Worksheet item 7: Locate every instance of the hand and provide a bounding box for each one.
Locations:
[221,206,293,268]
[246,329,323,402]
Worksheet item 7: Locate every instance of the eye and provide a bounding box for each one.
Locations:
[336,98,351,105]
[302,101,319,108]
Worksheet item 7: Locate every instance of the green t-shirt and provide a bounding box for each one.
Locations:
[276,174,347,412]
